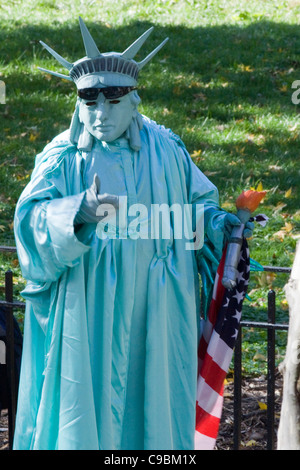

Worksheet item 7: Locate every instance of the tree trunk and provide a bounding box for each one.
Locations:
[277,241,300,450]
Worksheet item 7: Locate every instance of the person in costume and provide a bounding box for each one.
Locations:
[13,18,253,450]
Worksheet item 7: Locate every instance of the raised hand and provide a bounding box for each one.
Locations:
[75,174,119,225]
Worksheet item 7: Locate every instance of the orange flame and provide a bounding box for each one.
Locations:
[236,189,267,213]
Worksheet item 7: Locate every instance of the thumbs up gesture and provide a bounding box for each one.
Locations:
[75,174,119,225]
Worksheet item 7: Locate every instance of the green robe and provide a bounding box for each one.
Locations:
[13,117,226,450]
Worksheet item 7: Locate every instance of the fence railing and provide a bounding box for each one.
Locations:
[233,266,291,450]
[0,246,25,450]
[0,246,291,450]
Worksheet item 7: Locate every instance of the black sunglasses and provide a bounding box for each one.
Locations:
[78,86,137,101]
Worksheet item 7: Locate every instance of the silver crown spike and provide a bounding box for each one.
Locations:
[121,27,154,59]
[37,66,73,81]
[137,37,169,70]
[38,17,169,85]
[39,41,73,70]
[79,16,101,58]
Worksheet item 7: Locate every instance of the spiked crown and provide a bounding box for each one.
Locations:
[38,17,168,89]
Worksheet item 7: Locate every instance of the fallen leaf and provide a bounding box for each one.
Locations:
[285,187,292,198]
[289,123,298,132]
[224,377,234,385]
[189,80,202,88]
[258,401,267,410]
[285,222,293,232]
[237,63,254,72]
[273,202,287,214]
[29,133,39,142]
[269,164,282,171]
[246,133,255,142]
[245,440,257,447]
[204,171,220,176]
[253,352,266,361]
[273,221,294,241]
[266,272,277,284]
[272,229,286,241]
[16,174,28,181]
[280,299,289,310]
[190,149,202,159]
[279,84,288,92]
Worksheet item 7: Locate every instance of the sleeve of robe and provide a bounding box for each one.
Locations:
[14,140,91,330]
[15,146,89,281]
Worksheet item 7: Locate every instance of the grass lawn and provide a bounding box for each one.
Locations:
[0,0,300,373]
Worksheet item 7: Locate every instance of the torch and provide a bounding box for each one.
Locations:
[222,189,266,290]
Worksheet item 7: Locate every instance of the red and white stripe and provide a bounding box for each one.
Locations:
[195,249,232,450]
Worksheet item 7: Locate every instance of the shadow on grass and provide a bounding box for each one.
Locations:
[0,18,300,217]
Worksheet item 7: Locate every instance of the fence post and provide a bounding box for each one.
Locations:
[5,270,16,450]
[267,289,276,450]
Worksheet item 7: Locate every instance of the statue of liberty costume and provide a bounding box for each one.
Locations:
[13,18,250,450]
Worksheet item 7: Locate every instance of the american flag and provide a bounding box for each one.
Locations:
[195,238,250,450]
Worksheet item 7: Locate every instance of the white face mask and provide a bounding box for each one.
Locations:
[78,92,136,143]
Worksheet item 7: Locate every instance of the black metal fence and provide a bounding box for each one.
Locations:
[0,246,291,450]
[0,246,25,450]
[233,266,291,450]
